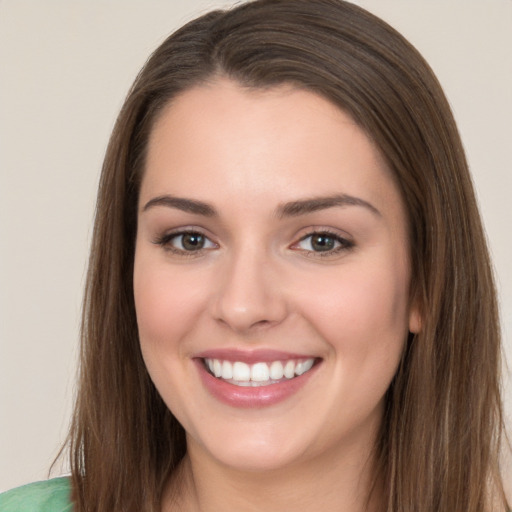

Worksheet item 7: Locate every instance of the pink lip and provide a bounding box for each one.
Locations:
[193,354,320,408]
[195,348,314,364]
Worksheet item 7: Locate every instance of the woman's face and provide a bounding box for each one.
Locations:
[134,79,420,472]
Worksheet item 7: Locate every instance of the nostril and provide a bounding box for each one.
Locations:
[211,262,288,332]
[246,320,274,333]
[252,319,272,328]
[215,316,275,332]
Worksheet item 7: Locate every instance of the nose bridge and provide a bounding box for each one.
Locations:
[212,241,287,333]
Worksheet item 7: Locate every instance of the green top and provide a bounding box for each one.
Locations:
[0,478,72,512]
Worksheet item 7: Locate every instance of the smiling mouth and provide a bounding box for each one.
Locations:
[203,358,317,387]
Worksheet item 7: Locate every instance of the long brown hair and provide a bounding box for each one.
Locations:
[66,1,510,510]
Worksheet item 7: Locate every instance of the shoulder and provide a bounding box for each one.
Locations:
[0,477,72,512]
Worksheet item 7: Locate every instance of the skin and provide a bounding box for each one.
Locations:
[134,78,421,512]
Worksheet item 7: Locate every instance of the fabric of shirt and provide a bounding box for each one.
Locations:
[0,477,72,512]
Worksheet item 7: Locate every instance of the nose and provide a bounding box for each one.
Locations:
[211,247,288,334]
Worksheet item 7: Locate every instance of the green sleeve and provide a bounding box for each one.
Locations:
[0,477,72,512]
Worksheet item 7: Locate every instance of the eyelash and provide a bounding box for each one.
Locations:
[153,230,217,257]
[153,229,354,258]
[293,229,354,258]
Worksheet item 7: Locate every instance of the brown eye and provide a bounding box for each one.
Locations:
[178,233,206,251]
[295,231,354,255]
[310,234,337,252]
[155,231,216,254]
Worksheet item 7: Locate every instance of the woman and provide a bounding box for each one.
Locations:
[1,0,509,511]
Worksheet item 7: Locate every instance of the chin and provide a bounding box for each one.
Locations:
[188,427,313,473]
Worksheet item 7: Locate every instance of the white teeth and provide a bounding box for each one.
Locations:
[304,358,315,373]
[270,361,284,380]
[295,358,314,375]
[221,360,233,379]
[204,357,316,385]
[284,360,295,379]
[251,362,270,382]
[232,361,251,381]
[213,359,222,378]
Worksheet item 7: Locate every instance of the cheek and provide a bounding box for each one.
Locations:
[297,255,410,364]
[133,254,206,359]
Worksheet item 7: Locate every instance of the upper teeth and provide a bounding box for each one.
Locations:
[204,358,315,386]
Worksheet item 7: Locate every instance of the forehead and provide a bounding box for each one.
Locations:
[141,78,403,219]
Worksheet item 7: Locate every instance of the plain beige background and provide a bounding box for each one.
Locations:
[1,0,511,494]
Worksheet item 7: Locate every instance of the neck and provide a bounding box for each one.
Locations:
[163,433,383,512]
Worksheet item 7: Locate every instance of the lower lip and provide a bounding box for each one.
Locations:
[195,359,319,408]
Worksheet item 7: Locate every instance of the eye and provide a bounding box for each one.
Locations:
[294,231,354,255]
[155,230,217,254]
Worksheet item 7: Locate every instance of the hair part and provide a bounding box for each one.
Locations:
[63,1,509,510]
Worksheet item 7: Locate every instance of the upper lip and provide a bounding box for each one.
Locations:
[194,349,318,364]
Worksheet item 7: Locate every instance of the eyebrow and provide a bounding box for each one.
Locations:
[276,194,381,218]
[141,193,380,218]
[142,195,216,216]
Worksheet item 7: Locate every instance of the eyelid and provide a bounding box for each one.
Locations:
[290,227,354,257]
[152,227,219,256]
[151,225,354,258]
